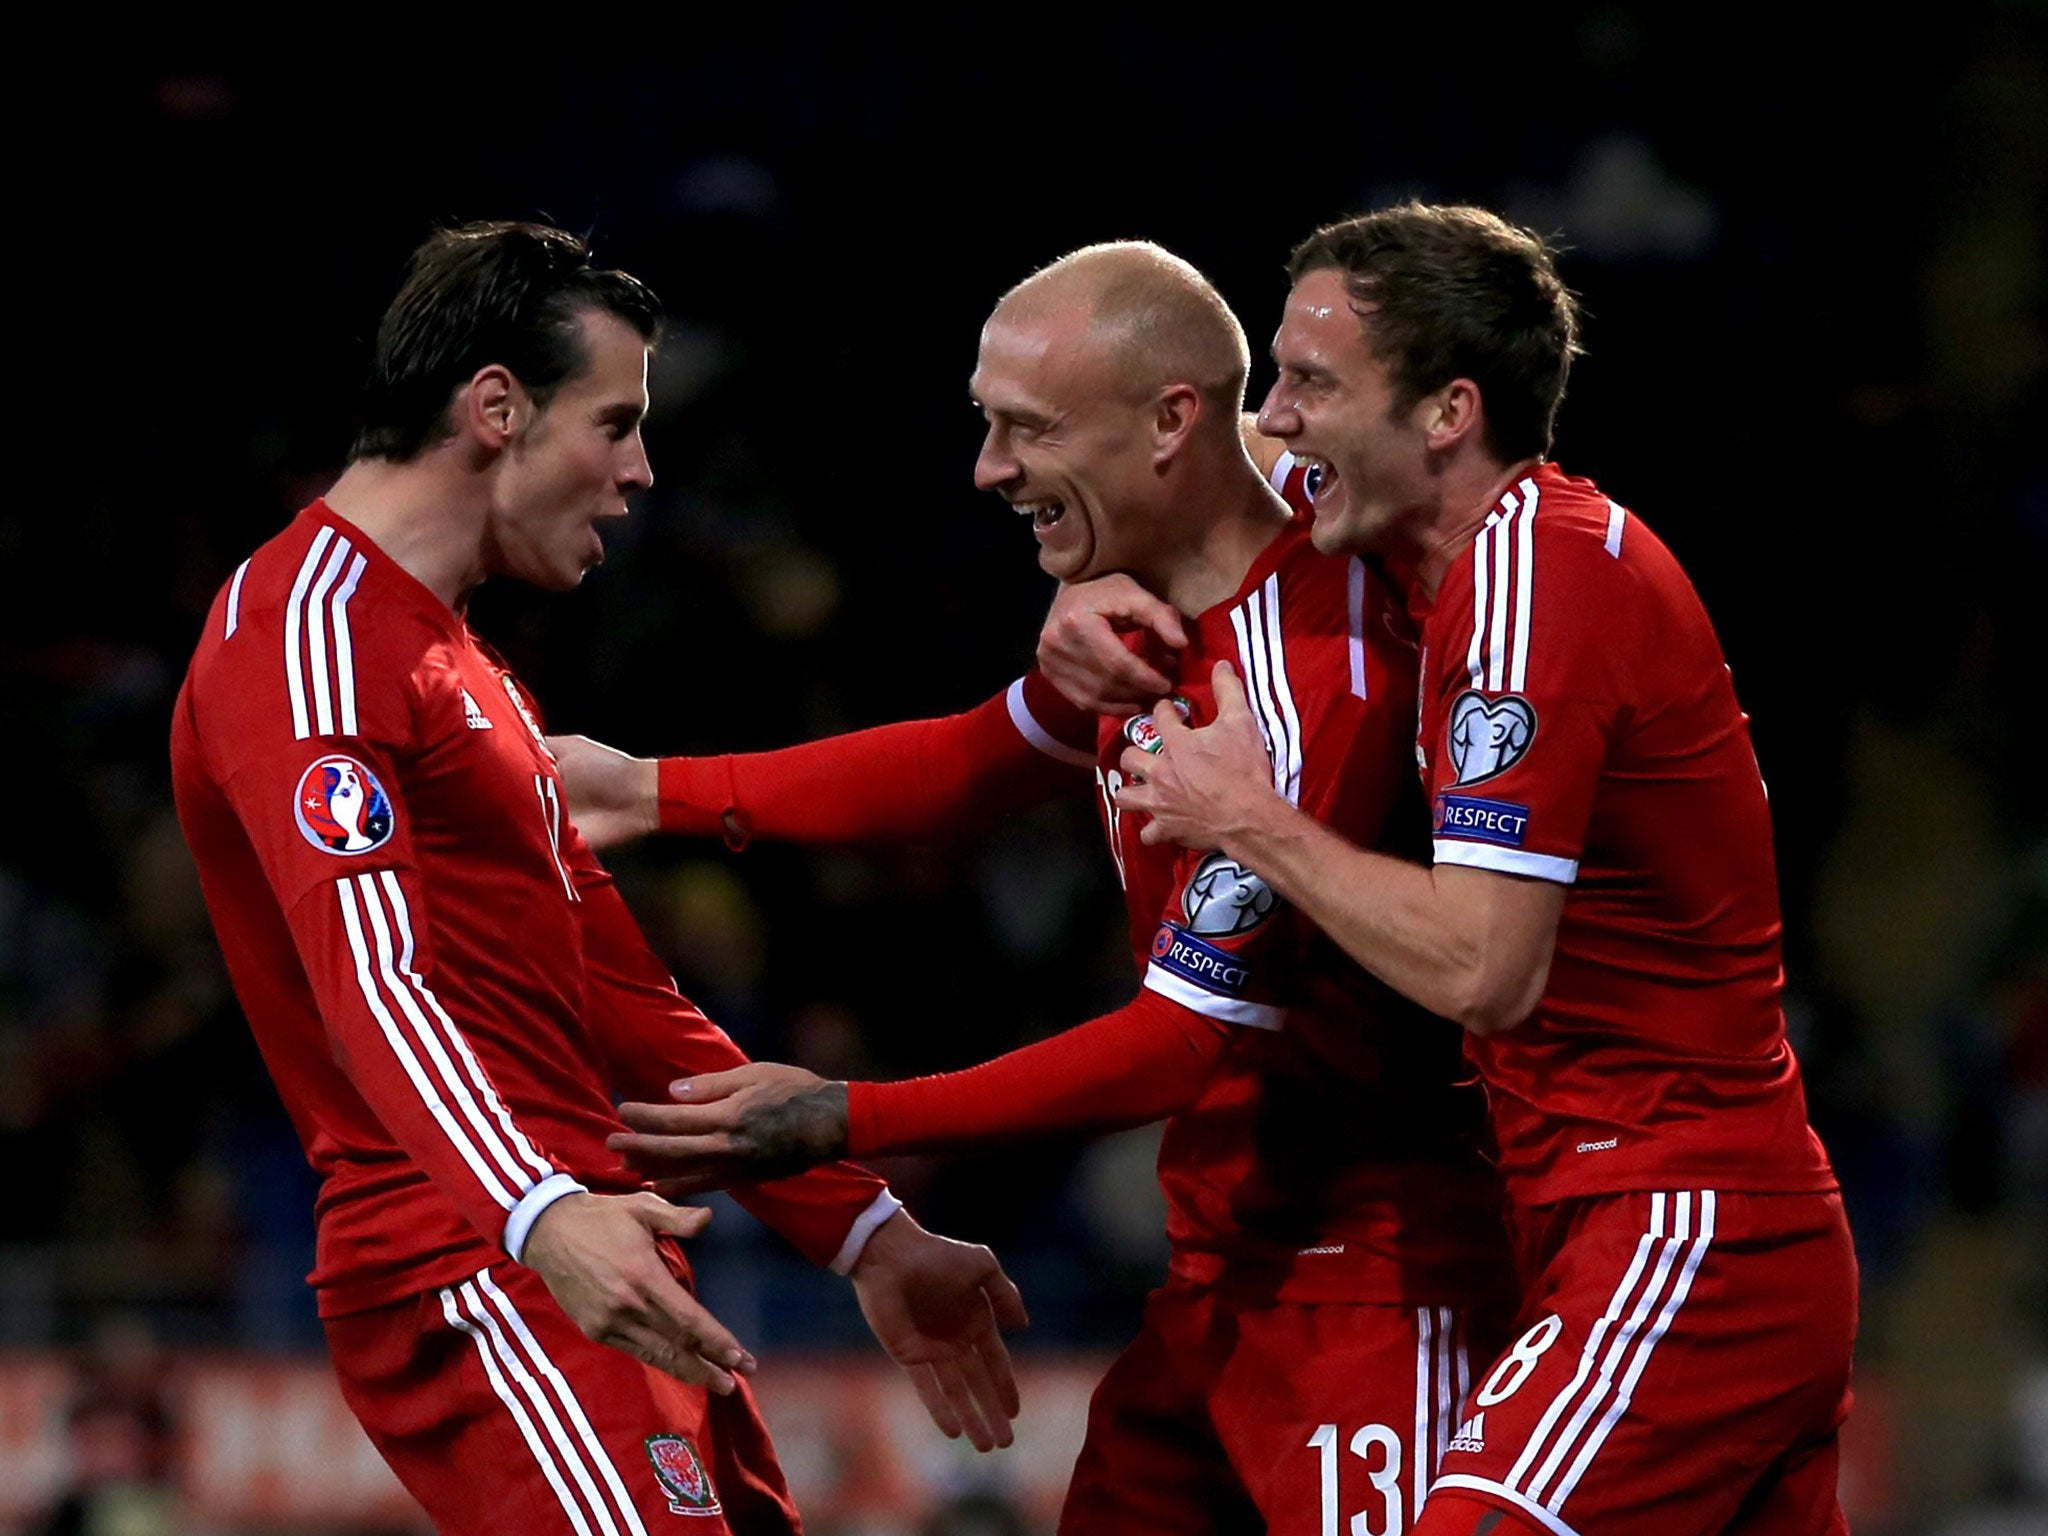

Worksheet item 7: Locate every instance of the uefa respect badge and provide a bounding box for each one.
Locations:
[293,755,395,855]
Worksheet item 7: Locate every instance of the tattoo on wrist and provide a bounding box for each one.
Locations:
[739,1084,849,1175]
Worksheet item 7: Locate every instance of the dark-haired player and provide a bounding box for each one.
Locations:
[554,241,1512,1536]
[1104,205,1856,1536]
[171,221,1026,1536]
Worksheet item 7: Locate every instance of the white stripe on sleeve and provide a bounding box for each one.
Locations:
[224,558,251,640]
[1142,963,1285,1030]
[330,552,367,735]
[303,534,354,737]
[1004,678,1096,767]
[285,527,336,740]
[1347,557,1368,700]
[1432,840,1579,885]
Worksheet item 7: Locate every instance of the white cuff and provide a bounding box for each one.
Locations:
[829,1189,905,1275]
[1005,678,1096,767]
[1432,839,1579,885]
[503,1172,587,1262]
[1143,964,1286,1030]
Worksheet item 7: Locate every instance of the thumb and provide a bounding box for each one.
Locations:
[631,1194,713,1240]
[1136,593,1189,651]
[1209,660,1252,720]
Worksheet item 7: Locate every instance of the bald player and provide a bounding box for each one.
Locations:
[557,242,1509,1535]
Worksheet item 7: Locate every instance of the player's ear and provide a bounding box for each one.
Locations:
[459,365,524,451]
[1151,383,1202,467]
[1423,378,1485,454]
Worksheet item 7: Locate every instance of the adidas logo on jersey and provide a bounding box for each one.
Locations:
[1448,1413,1485,1454]
[461,689,494,730]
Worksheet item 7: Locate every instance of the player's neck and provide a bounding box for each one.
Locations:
[1150,458,1292,616]
[1407,455,1543,602]
[324,456,491,613]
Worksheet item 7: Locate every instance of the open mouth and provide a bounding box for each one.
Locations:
[1016,499,1066,530]
[1294,456,1334,501]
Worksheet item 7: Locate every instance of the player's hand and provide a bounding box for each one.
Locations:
[610,1064,849,1193]
[546,734,658,849]
[850,1210,1029,1452]
[519,1191,756,1393]
[1038,574,1189,715]
[1114,662,1287,851]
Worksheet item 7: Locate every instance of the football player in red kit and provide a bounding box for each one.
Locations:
[1102,205,1856,1535]
[552,242,1512,1536]
[171,222,1026,1536]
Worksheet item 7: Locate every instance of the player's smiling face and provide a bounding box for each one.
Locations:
[970,305,1161,584]
[1256,267,1433,557]
[489,309,653,591]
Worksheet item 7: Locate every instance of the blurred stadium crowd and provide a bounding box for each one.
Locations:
[4,17,2043,1533]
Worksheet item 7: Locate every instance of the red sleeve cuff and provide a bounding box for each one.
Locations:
[657,756,749,848]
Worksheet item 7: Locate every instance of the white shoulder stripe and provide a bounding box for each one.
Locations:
[304,534,354,736]
[224,558,252,640]
[1143,963,1285,1030]
[1604,500,1627,558]
[1005,677,1095,767]
[1347,557,1368,700]
[284,527,336,740]
[330,552,366,735]
[1464,478,1543,692]
[1228,576,1303,806]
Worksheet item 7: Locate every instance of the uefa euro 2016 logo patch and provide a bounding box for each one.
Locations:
[1448,690,1536,785]
[644,1434,721,1517]
[293,755,395,855]
[1181,852,1277,937]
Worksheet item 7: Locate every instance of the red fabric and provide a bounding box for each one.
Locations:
[1411,462,1836,1206]
[327,1257,798,1536]
[657,680,1089,846]
[1429,1189,1855,1536]
[845,990,1231,1155]
[172,501,885,1315]
[1059,1282,1513,1536]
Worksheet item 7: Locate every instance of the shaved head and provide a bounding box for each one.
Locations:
[995,241,1250,425]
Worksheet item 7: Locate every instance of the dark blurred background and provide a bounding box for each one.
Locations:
[3,13,2044,1533]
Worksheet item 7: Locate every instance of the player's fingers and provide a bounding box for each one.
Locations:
[629,1193,713,1239]
[608,1130,736,1178]
[666,1067,755,1103]
[1114,748,1157,786]
[619,1320,738,1396]
[979,1261,1030,1331]
[970,1308,1023,1419]
[1209,660,1251,720]
[640,1271,754,1381]
[905,1361,964,1441]
[615,1100,741,1135]
[927,1355,999,1452]
[951,1337,1016,1449]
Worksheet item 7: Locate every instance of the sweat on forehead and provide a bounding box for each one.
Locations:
[996,242,1250,411]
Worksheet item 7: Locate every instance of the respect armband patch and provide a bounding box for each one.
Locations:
[1433,793,1530,848]
[294,754,396,855]
[1150,924,1253,997]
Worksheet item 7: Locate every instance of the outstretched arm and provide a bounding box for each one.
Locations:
[550,674,1094,851]
[604,990,1230,1190]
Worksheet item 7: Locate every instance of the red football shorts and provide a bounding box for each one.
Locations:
[1059,1280,1513,1536]
[1424,1188,1857,1536]
[324,1259,800,1536]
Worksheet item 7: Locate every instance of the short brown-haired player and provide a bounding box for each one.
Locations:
[171,221,1027,1536]
[1091,204,1856,1535]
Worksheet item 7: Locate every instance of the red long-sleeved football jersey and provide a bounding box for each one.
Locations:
[172,501,895,1317]
[1413,462,1836,1205]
